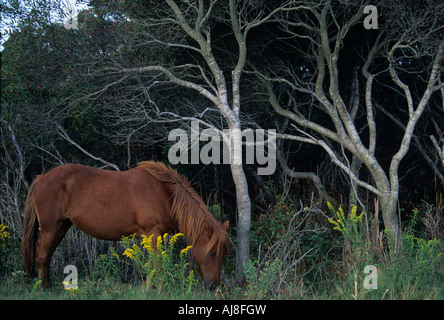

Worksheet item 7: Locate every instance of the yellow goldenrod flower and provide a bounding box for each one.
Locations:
[169,233,183,245]
[140,235,149,246]
[123,248,135,259]
[141,234,154,251]
[180,245,193,257]
[33,279,42,291]
[350,206,357,219]
[63,281,79,293]
[157,235,163,251]
[146,269,156,286]
[112,252,120,259]
[0,224,11,242]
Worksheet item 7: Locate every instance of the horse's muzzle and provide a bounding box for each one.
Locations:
[204,280,216,291]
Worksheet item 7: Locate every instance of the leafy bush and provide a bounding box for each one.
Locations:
[246,199,331,299]
[383,235,442,296]
[250,195,301,250]
[243,259,282,299]
[91,246,125,284]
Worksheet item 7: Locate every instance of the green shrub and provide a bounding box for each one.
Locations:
[382,235,443,298]
[250,195,301,251]
[91,246,125,284]
[243,259,282,299]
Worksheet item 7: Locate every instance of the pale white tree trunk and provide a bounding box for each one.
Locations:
[115,0,285,281]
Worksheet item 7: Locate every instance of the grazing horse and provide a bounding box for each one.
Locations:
[22,161,230,289]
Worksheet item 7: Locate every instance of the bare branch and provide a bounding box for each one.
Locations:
[57,125,120,171]
[276,148,330,200]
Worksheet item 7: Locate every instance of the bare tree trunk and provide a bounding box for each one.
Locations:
[111,0,287,281]
[230,162,251,282]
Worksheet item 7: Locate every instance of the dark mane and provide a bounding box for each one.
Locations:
[137,161,229,258]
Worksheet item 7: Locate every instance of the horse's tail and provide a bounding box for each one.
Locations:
[22,175,41,280]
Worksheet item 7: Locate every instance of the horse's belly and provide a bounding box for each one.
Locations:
[70,218,136,240]
[66,202,146,241]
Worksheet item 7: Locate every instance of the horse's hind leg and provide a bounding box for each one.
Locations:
[37,219,72,288]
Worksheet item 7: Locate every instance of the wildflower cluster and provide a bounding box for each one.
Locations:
[0,224,11,246]
[327,202,364,242]
[0,223,14,274]
[122,243,141,259]
[120,232,197,294]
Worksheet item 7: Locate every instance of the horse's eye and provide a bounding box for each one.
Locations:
[209,252,216,257]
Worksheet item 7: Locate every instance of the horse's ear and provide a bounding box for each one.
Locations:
[222,220,229,231]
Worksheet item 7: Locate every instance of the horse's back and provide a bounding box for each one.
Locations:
[34,164,117,207]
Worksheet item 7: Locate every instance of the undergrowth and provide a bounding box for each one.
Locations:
[0,198,442,300]
[243,199,443,300]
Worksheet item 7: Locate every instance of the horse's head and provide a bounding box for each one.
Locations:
[192,220,229,290]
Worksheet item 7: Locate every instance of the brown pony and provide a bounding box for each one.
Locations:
[23,161,230,289]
